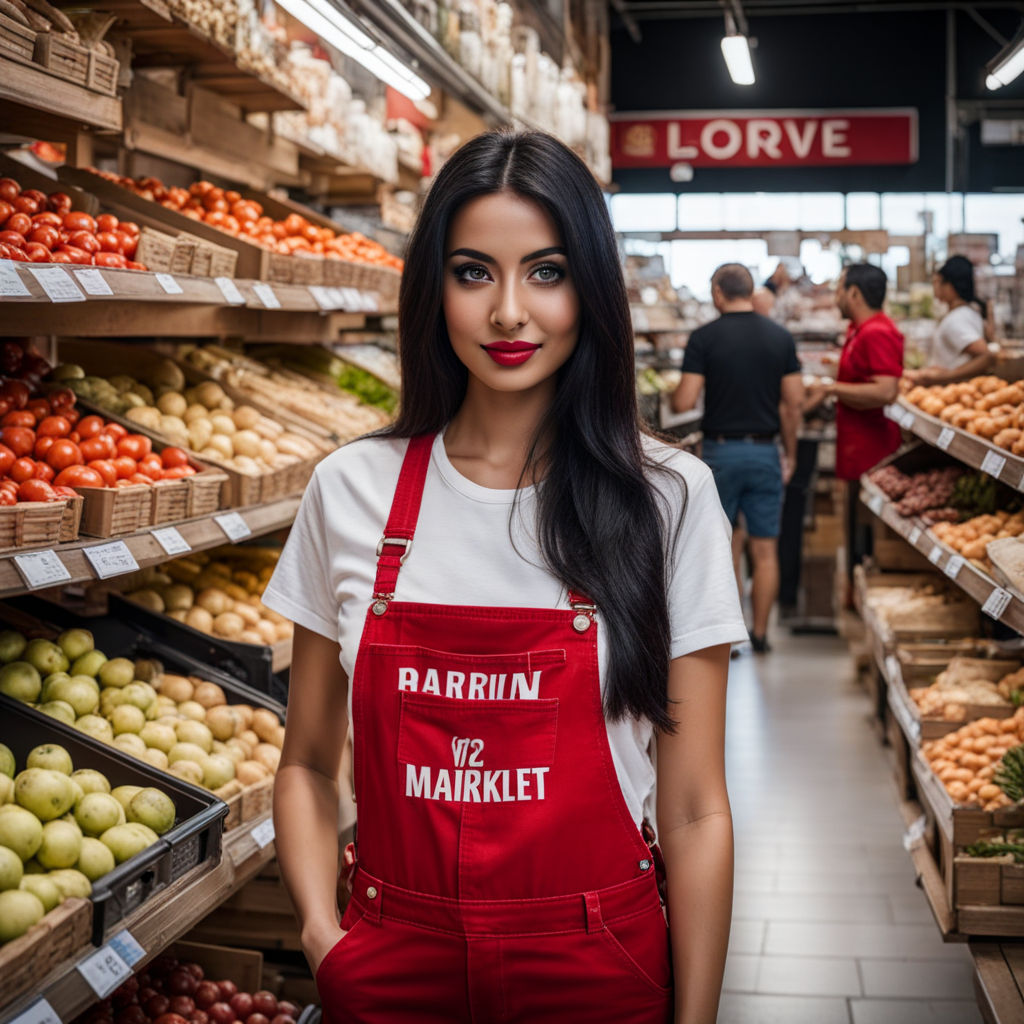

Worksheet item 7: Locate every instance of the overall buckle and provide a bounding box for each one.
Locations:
[376,536,412,563]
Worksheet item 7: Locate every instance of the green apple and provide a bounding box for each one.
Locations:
[19,873,61,912]
[98,658,134,689]
[141,748,169,770]
[168,742,208,767]
[44,675,100,717]
[14,768,75,821]
[0,889,44,942]
[0,661,42,702]
[140,722,176,754]
[0,845,23,891]
[121,682,157,714]
[76,836,115,881]
[0,806,42,860]
[38,700,76,726]
[175,720,213,753]
[127,788,176,835]
[26,744,73,776]
[22,857,44,874]
[0,775,13,805]
[110,704,146,736]
[57,629,94,662]
[0,630,27,664]
[202,754,236,790]
[0,743,14,778]
[100,823,156,864]
[111,785,142,815]
[74,715,113,744]
[71,650,107,678]
[113,734,146,758]
[23,639,69,677]
[75,792,124,836]
[71,769,110,796]
[36,820,82,870]
[46,868,91,899]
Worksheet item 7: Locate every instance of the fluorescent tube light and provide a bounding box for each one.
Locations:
[275,0,432,101]
[721,34,755,86]
[986,27,1024,90]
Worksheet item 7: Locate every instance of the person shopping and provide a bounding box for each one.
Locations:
[905,255,995,385]
[264,130,747,1024]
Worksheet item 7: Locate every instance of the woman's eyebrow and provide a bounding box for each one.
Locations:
[447,246,567,263]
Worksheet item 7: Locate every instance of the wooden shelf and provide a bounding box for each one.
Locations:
[0,495,300,600]
[971,942,1024,1024]
[0,814,276,1024]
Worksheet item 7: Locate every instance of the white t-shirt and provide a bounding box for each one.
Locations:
[932,305,985,368]
[263,432,747,827]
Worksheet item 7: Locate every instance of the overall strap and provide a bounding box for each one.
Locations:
[372,434,434,600]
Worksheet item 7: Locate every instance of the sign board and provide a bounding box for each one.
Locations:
[610,108,918,169]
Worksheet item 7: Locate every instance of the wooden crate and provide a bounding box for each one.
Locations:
[136,226,179,274]
[0,12,35,63]
[168,940,262,994]
[34,33,89,86]
[0,897,92,1007]
[150,478,190,525]
[187,469,228,517]
[77,483,153,537]
[59,493,84,543]
[87,50,119,96]
[0,500,70,552]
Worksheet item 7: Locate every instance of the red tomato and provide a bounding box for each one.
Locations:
[27,225,58,249]
[68,231,100,254]
[34,436,55,458]
[21,189,46,208]
[64,411,80,427]
[63,211,96,234]
[0,200,12,225]
[160,465,194,479]
[0,490,15,506]
[48,251,73,263]
[54,465,104,488]
[0,380,30,409]
[1,426,33,456]
[95,213,119,233]
[87,459,117,486]
[17,478,57,502]
[26,399,50,422]
[37,415,70,437]
[94,252,127,269]
[0,230,25,249]
[118,221,140,238]
[76,415,105,439]
[32,211,62,228]
[117,434,151,460]
[137,454,163,479]
[47,192,72,215]
[79,434,115,460]
[32,461,54,482]
[112,455,137,479]
[23,243,50,263]
[95,231,121,253]
[126,473,151,485]
[56,246,92,265]
[103,422,128,440]
[0,179,19,203]
[160,446,189,468]
[48,388,75,411]
[126,260,146,271]
[0,444,14,474]
[45,439,83,470]
[53,485,78,499]
[2,411,35,428]
[12,195,39,217]
[9,457,36,483]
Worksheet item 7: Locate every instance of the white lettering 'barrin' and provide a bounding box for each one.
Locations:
[398,666,542,700]
[405,764,549,802]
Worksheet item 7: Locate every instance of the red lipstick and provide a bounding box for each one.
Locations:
[481,341,541,367]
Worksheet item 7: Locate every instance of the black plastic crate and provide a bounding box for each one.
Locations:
[0,696,228,945]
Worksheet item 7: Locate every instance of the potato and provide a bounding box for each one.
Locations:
[157,392,188,418]
[212,612,244,638]
[232,456,261,475]
[207,434,234,459]
[193,681,227,708]
[196,588,232,616]
[232,429,261,457]
[184,403,209,423]
[256,620,278,645]
[253,743,280,773]
[162,584,194,612]
[129,589,165,613]
[240,728,260,750]
[205,705,238,742]
[235,604,260,628]
[178,700,208,722]
[233,406,261,430]
[239,629,263,644]
[160,674,194,703]
[252,708,280,742]
[185,606,214,634]
[168,609,188,622]
[188,420,214,450]
[236,760,269,785]
[231,704,254,730]
[195,381,226,410]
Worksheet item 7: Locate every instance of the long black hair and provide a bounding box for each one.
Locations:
[938,255,988,319]
[390,129,680,731]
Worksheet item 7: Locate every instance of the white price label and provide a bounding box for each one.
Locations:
[902,814,927,852]
[27,265,85,303]
[73,268,114,296]
[252,283,281,309]
[883,403,901,422]
[936,426,955,451]
[309,285,336,310]
[251,818,275,848]
[928,545,943,565]
[155,273,183,295]
[152,526,191,556]
[983,587,1013,620]
[868,493,884,515]
[944,554,965,580]
[8,998,61,1024]
[326,287,347,308]
[215,511,251,542]
[982,450,1007,480]
[900,409,916,430]
[84,540,140,580]
[215,277,245,305]
[340,288,362,310]
[909,526,922,546]
[77,944,132,997]
[108,929,145,967]
[13,550,71,590]
[0,260,31,297]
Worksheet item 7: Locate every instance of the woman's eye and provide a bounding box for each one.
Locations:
[530,263,565,283]
[454,264,490,282]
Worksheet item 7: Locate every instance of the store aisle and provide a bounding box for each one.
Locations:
[721,630,982,1024]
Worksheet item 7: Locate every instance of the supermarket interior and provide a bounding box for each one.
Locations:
[1,0,1024,1022]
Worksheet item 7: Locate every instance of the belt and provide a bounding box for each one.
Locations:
[348,865,662,937]
[708,433,778,443]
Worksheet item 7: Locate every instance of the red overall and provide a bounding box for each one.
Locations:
[315,435,673,1023]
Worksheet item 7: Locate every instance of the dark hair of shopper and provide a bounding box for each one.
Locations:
[391,128,681,731]
[843,263,887,310]
[712,263,754,300]
[937,255,988,319]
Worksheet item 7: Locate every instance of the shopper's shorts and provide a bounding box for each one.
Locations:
[702,439,783,538]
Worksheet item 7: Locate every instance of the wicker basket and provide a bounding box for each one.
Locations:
[78,484,153,537]
[0,501,68,552]
[289,254,323,285]
[150,478,190,525]
[187,469,228,517]
[136,226,178,274]
[59,493,84,543]
[322,257,363,288]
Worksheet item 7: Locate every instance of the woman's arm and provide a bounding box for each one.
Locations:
[273,624,350,972]
[657,643,733,1024]
[905,340,995,386]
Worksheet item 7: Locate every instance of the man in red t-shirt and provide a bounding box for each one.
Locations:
[808,263,904,575]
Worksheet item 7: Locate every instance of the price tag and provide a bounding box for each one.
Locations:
[981,450,1007,480]
[326,287,347,308]
[340,288,362,310]
[983,587,1013,621]
[252,283,281,309]
[8,998,61,1024]
[928,545,943,565]
[155,273,183,295]
[0,260,31,297]
[883,403,901,422]
[944,554,965,580]
[868,493,884,515]
[251,818,275,848]
[84,540,140,580]
[309,285,336,310]
[77,944,132,997]
[936,427,955,451]
[902,814,927,851]
[27,265,85,303]
[73,268,114,296]
[900,409,916,430]
[215,511,251,542]
[152,526,191,556]
[12,550,71,590]
[909,526,922,546]
[108,929,146,967]
[215,276,245,305]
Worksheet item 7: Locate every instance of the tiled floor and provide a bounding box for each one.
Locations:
[722,629,982,1024]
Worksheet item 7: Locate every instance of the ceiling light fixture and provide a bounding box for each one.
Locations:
[275,0,432,101]
[985,24,1024,90]
[720,3,755,86]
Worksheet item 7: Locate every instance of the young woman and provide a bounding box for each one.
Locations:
[906,255,995,385]
[264,129,747,1024]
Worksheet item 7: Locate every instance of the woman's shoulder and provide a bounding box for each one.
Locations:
[641,435,713,488]
[311,432,410,493]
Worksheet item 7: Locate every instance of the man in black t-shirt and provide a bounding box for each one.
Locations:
[672,263,804,653]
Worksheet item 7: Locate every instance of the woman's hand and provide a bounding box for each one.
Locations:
[302,916,348,974]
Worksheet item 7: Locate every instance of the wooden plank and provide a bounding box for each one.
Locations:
[971,943,1023,1024]
[908,836,960,939]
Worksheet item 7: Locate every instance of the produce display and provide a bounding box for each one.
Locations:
[921,710,1024,809]
[87,170,403,270]
[965,828,1024,864]
[904,376,1024,454]
[867,465,963,522]
[863,580,979,635]
[64,359,324,479]
[75,954,301,1024]
[0,176,144,269]
[931,511,1024,571]
[0,627,282,797]
[908,657,1024,721]
[0,737,176,944]
[122,547,292,649]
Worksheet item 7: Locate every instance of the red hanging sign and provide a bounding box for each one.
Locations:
[610,109,918,168]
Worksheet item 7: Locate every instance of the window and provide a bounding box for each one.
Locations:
[609,194,676,232]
